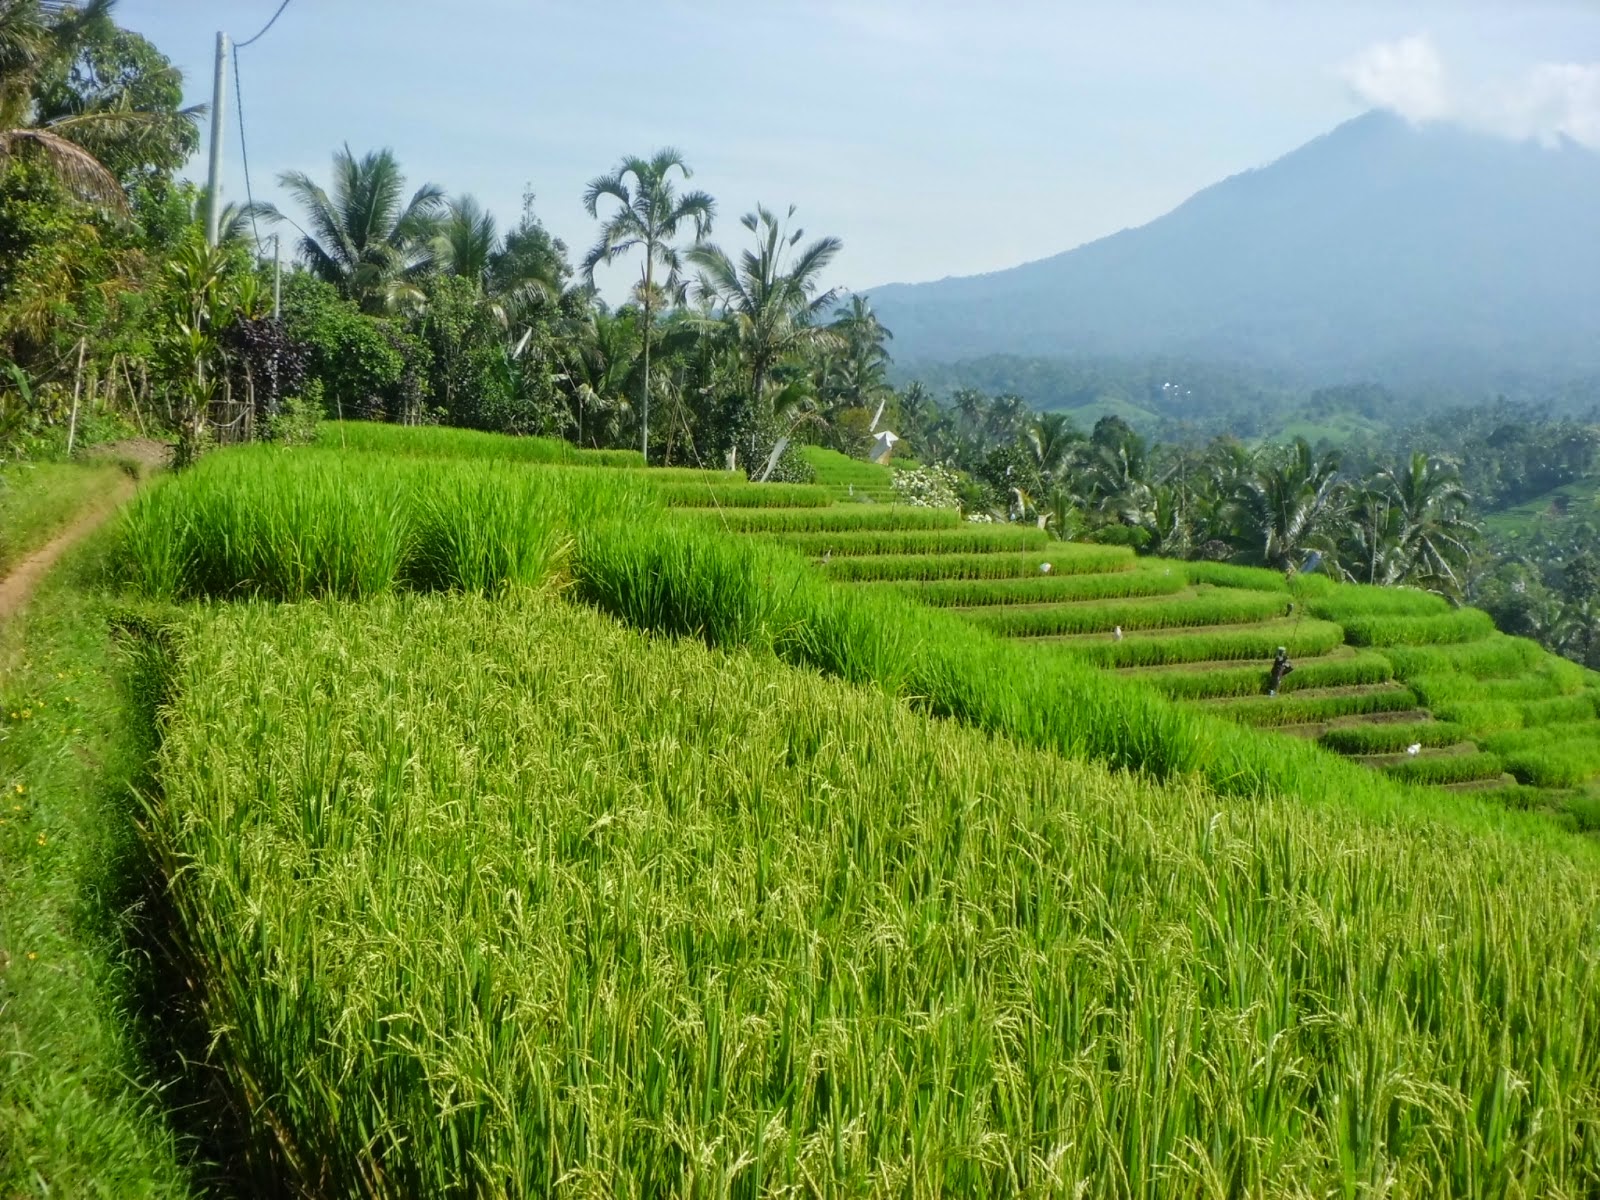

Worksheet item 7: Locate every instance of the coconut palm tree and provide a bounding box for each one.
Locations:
[256,145,446,313]
[1229,438,1346,571]
[0,0,199,210]
[1351,451,1479,594]
[1026,411,1080,483]
[436,194,563,329]
[688,204,842,461]
[581,149,714,463]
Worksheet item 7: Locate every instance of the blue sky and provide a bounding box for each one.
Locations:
[117,2,1599,299]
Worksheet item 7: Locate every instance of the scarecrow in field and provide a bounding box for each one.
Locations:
[1267,646,1294,696]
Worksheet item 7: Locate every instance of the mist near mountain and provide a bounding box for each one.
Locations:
[867,111,1600,391]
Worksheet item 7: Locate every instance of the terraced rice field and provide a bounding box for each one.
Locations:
[670,472,1600,821]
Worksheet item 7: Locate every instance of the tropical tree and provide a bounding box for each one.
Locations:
[1026,411,1080,483]
[259,145,446,313]
[0,0,198,208]
[582,148,714,462]
[1229,438,1346,571]
[688,204,842,465]
[1346,451,1478,594]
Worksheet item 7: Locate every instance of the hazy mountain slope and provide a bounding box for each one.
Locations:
[868,111,1600,387]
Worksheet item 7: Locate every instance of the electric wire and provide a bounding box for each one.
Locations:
[236,0,293,49]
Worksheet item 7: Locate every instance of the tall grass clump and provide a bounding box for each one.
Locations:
[822,545,1134,582]
[144,592,1600,1195]
[964,588,1288,637]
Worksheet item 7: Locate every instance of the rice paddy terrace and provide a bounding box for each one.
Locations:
[676,448,1600,823]
[22,425,1595,1194]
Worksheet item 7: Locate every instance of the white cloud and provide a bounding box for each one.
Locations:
[1483,62,1600,147]
[1339,34,1451,123]
[1340,34,1600,149]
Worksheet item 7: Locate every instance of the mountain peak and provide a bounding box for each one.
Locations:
[867,113,1600,389]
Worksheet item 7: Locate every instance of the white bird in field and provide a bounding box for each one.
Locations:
[1113,625,1124,641]
[1406,743,1422,756]
[821,550,832,564]
[1040,562,1053,574]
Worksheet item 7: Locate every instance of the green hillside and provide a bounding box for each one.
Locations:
[7,426,1600,1193]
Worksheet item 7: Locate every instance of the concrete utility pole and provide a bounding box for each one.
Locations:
[272,234,282,319]
[204,31,230,246]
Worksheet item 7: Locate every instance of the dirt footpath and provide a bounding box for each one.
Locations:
[0,442,161,624]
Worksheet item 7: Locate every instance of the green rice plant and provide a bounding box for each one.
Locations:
[1503,739,1600,789]
[821,545,1135,582]
[765,525,1052,556]
[1050,619,1347,668]
[656,481,834,508]
[801,444,893,487]
[1521,693,1600,726]
[1383,636,1546,679]
[1182,561,1290,592]
[1409,672,1565,707]
[872,564,1185,608]
[1206,685,1418,728]
[321,418,643,465]
[1433,700,1526,735]
[1383,751,1505,787]
[143,591,1600,1195]
[679,504,962,533]
[964,588,1290,638]
[1303,582,1450,621]
[1340,609,1497,647]
[1482,723,1600,755]
[625,467,746,483]
[1134,651,1395,701]
[1318,721,1469,755]
[111,447,653,601]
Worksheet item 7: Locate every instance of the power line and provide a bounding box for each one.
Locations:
[236,0,293,49]
[232,44,262,250]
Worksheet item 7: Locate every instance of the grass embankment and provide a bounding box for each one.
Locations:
[0,553,194,1195]
[143,589,1600,1194]
[0,460,130,573]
